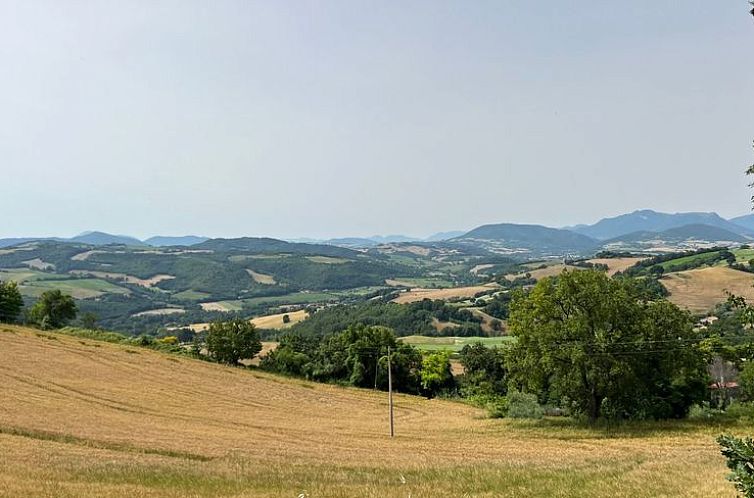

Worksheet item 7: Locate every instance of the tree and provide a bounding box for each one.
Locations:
[29,290,77,329]
[205,319,262,365]
[507,269,707,422]
[282,314,291,324]
[0,281,23,323]
[80,312,98,330]
[739,362,754,402]
[420,350,453,397]
[459,342,508,396]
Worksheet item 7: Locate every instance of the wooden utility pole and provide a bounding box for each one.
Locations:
[387,346,394,438]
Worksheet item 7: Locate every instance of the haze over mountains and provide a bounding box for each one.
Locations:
[2,209,754,254]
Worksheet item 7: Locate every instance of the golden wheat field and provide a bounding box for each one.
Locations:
[0,325,747,497]
[662,266,754,313]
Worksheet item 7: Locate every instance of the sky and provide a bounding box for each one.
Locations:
[1,1,753,240]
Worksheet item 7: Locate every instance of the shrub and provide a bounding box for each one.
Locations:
[718,434,754,497]
[465,393,508,418]
[506,390,544,419]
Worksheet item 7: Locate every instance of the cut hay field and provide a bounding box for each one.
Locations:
[392,283,499,304]
[250,309,308,329]
[586,257,645,276]
[0,325,744,497]
[200,300,244,313]
[187,310,309,333]
[246,269,276,285]
[662,266,754,313]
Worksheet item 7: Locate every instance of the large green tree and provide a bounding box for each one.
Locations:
[205,319,262,365]
[0,281,24,323]
[507,270,707,421]
[29,290,77,329]
[420,350,454,396]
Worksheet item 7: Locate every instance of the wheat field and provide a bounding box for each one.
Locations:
[0,325,745,497]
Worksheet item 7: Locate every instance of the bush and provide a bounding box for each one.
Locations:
[718,434,754,497]
[465,393,508,418]
[506,390,544,419]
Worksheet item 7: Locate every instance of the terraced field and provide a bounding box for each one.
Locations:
[0,325,743,497]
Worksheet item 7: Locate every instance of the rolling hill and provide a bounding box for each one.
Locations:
[70,231,146,246]
[0,237,498,332]
[454,223,599,256]
[0,325,735,497]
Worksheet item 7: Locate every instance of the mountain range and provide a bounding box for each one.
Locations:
[2,210,754,254]
[567,210,754,240]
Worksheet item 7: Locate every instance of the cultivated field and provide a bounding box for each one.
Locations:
[188,310,309,333]
[400,335,514,352]
[70,270,175,288]
[246,269,276,285]
[586,257,644,276]
[662,266,754,313]
[392,283,499,304]
[0,325,743,497]
[250,309,308,329]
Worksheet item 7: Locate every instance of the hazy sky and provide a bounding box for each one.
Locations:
[1,1,753,239]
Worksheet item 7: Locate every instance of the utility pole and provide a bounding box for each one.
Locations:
[387,346,394,437]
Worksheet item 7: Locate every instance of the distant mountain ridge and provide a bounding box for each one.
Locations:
[569,209,753,240]
[71,231,145,246]
[2,209,754,252]
[144,236,209,247]
[604,223,749,245]
[0,232,208,248]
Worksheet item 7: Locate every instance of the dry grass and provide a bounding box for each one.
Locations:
[250,310,308,329]
[0,325,744,497]
[468,307,505,334]
[185,310,309,332]
[392,283,499,304]
[586,257,645,276]
[246,269,276,285]
[662,266,754,313]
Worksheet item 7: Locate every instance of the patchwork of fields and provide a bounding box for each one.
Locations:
[0,326,742,497]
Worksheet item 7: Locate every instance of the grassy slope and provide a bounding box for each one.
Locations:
[0,325,745,497]
[662,266,754,313]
